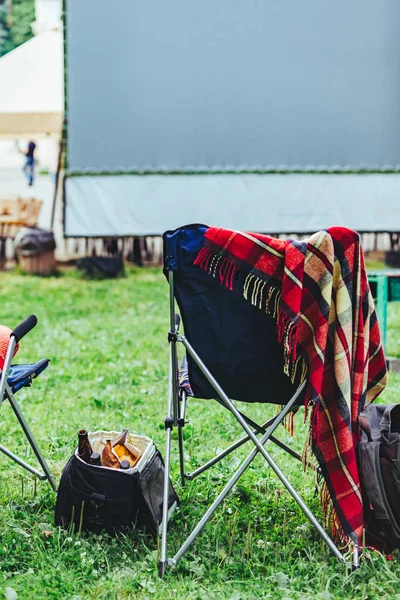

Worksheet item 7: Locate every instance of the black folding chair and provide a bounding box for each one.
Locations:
[159,225,356,576]
[0,315,56,491]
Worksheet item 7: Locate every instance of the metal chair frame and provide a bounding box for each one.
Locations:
[0,317,56,492]
[159,271,357,576]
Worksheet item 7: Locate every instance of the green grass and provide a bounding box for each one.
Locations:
[0,267,399,599]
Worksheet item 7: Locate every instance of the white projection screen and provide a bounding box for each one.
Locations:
[64,0,400,236]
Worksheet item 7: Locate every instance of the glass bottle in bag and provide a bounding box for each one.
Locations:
[78,429,93,463]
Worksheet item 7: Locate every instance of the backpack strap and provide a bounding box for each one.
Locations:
[359,442,391,523]
[359,440,400,543]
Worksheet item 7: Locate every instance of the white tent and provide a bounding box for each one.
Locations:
[0,29,63,138]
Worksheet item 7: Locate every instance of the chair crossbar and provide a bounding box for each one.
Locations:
[207,390,316,470]
[185,411,313,482]
[237,408,317,471]
[182,337,344,561]
[185,414,277,480]
[0,359,56,491]
[0,444,48,479]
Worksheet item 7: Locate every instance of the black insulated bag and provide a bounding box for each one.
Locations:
[55,432,178,536]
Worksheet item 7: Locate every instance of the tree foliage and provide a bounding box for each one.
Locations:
[0,0,35,57]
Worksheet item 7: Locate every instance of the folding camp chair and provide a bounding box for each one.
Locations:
[159,224,357,577]
[0,315,56,491]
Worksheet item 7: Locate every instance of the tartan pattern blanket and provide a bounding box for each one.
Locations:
[194,226,387,544]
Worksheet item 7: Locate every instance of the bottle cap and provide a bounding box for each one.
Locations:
[90,452,101,465]
[120,460,130,470]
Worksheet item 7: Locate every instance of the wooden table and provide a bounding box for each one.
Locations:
[0,198,42,235]
[0,197,43,268]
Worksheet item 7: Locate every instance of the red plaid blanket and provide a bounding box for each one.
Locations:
[194,226,387,544]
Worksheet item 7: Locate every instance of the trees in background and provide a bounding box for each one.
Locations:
[0,0,35,57]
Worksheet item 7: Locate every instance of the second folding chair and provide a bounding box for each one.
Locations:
[0,315,56,491]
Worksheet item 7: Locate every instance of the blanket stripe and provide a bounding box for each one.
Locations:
[194,226,387,544]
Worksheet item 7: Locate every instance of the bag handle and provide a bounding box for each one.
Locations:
[380,404,400,443]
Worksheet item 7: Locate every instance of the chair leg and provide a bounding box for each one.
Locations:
[177,389,187,486]
[353,544,360,569]
[177,425,185,487]
[159,421,173,578]
[6,389,57,491]
[159,334,177,577]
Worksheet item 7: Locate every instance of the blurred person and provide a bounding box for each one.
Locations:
[21,140,36,186]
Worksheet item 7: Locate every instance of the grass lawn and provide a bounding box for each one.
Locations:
[0,267,399,600]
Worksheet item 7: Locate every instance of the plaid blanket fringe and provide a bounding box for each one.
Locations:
[194,227,387,545]
[195,247,303,383]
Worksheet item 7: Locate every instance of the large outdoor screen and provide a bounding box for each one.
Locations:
[64,0,400,236]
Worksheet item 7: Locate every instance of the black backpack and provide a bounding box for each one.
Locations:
[358,403,400,551]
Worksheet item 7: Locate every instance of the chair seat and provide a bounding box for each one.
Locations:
[6,359,50,393]
[178,354,305,406]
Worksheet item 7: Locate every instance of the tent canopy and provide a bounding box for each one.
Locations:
[0,30,63,138]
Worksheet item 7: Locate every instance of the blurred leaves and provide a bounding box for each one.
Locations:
[0,0,35,57]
